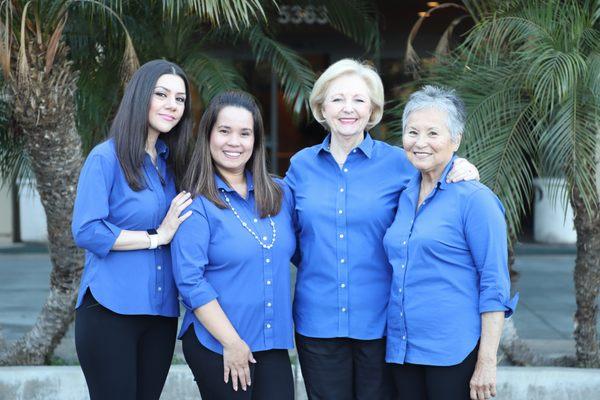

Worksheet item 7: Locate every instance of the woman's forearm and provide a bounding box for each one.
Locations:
[478,311,504,361]
[112,229,152,251]
[193,300,241,347]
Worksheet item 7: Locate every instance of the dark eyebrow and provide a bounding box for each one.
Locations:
[154,86,186,96]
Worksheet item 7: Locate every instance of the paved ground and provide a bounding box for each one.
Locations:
[0,241,598,364]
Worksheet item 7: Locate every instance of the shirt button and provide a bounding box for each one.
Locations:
[157,287,162,291]
[422,201,426,205]
[343,168,348,173]
[402,335,406,340]
[352,149,357,153]
[340,283,346,288]
[401,264,405,269]
[254,218,258,223]
[340,258,345,263]
[262,236,268,241]
[338,209,343,214]
[266,280,272,285]
[402,241,407,245]
[266,323,272,329]
[340,188,344,192]
[398,288,402,293]
[157,265,162,270]
[341,307,347,312]
[339,233,344,239]
[266,258,271,263]
[400,312,404,317]
[267,302,272,307]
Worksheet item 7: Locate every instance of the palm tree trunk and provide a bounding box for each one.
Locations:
[0,42,84,365]
[571,185,600,368]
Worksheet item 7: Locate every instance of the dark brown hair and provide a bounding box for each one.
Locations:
[110,59,193,191]
[181,91,282,217]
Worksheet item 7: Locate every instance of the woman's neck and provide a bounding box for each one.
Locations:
[145,131,160,164]
[219,168,247,198]
[330,132,364,165]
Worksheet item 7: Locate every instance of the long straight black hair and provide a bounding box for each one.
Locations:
[110,59,193,191]
[181,91,282,217]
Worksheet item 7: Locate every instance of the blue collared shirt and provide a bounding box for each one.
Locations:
[285,133,415,339]
[384,156,518,366]
[72,139,179,317]
[171,172,296,354]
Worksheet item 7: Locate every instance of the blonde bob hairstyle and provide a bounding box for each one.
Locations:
[309,59,384,131]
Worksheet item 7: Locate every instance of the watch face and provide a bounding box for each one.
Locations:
[147,229,158,235]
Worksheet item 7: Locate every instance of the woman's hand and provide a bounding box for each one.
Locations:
[156,191,193,245]
[447,158,480,182]
[470,356,497,400]
[223,338,256,391]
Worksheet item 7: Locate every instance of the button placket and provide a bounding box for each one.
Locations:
[336,169,349,336]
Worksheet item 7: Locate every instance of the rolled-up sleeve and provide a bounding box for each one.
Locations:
[72,154,122,258]
[171,200,218,310]
[464,188,518,317]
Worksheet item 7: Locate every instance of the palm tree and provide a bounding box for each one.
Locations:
[0,0,380,365]
[390,0,600,367]
[0,0,271,366]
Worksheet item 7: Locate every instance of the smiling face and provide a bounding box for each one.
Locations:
[321,73,373,139]
[209,106,255,179]
[403,107,460,178]
[147,74,186,136]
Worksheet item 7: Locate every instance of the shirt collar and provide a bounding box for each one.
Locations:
[215,169,254,193]
[156,139,170,159]
[404,154,457,192]
[437,154,458,190]
[317,132,374,159]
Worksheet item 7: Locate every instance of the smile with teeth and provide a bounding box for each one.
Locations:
[223,151,242,159]
[339,117,358,125]
[413,151,431,159]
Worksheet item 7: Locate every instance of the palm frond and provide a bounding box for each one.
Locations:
[161,0,267,29]
[182,52,246,104]
[316,0,379,53]
[245,26,315,114]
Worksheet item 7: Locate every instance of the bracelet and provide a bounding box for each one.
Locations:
[147,229,159,249]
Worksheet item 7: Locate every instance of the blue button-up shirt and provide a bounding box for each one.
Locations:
[171,172,296,354]
[285,133,415,339]
[384,156,518,366]
[72,139,179,317]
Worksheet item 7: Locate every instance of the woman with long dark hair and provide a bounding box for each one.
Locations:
[171,91,296,399]
[72,59,194,399]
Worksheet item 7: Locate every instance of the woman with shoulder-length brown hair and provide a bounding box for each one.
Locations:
[171,91,297,399]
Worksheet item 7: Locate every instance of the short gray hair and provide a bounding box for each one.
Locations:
[402,85,466,142]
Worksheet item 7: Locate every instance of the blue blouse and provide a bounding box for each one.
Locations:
[171,172,296,354]
[72,139,179,317]
[384,156,518,366]
[284,133,415,339]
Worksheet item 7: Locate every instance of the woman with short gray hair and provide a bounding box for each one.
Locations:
[383,85,518,400]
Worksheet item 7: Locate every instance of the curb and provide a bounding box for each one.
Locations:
[1,365,600,400]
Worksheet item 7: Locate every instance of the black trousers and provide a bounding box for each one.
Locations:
[389,345,479,400]
[295,333,395,400]
[75,290,178,400]
[182,327,294,400]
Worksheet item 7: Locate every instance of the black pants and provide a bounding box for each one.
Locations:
[182,327,294,400]
[75,290,178,400]
[389,345,479,400]
[295,333,394,400]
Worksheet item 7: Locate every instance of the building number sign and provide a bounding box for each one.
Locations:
[278,5,329,25]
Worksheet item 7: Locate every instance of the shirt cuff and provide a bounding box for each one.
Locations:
[186,283,219,310]
[479,291,519,318]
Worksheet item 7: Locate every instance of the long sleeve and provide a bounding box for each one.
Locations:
[72,154,122,258]
[463,188,518,317]
[171,200,219,310]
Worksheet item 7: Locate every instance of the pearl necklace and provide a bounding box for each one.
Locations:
[220,189,277,249]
